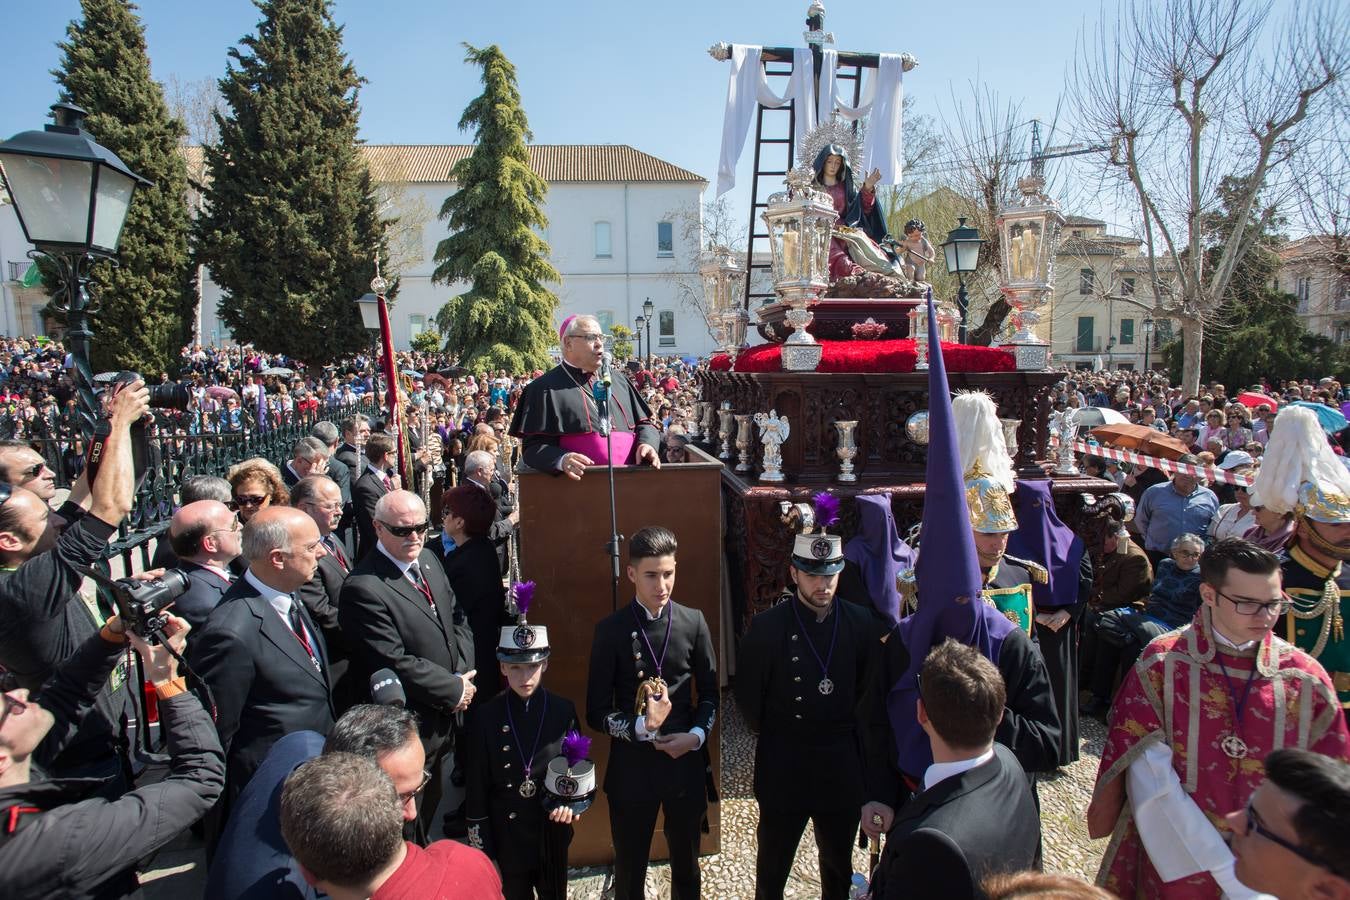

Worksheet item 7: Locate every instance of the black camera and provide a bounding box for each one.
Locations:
[82,567,189,640]
[113,371,191,411]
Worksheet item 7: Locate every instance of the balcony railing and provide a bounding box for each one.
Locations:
[7,261,33,283]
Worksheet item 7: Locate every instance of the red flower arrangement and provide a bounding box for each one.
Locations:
[709,339,1015,374]
[850,318,889,341]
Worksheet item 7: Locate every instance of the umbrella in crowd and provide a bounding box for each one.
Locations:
[205,385,238,402]
[1289,400,1348,434]
[1089,423,1191,460]
[261,366,295,377]
[1236,391,1280,409]
[1072,406,1130,427]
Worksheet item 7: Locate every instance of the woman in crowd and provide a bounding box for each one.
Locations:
[227,457,289,523]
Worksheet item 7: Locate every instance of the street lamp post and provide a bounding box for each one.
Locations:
[1142,316,1154,372]
[643,297,654,370]
[941,217,984,345]
[1106,336,1116,370]
[356,292,381,375]
[0,102,150,441]
[634,315,644,363]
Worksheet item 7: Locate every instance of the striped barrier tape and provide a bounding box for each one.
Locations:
[1071,440,1254,487]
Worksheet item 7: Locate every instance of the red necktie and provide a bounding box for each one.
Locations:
[287,602,318,666]
[326,536,349,572]
[383,473,394,491]
[409,562,437,613]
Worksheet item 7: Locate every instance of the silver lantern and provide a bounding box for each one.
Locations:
[761,166,835,371]
[700,246,749,364]
[995,171,1064,370]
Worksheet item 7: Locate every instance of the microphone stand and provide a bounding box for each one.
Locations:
[592,370,623,612]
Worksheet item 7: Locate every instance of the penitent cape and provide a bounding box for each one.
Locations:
[508,361,660,473]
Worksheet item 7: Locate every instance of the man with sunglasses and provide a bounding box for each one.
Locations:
[341,490,476,840]
[0,612,225,899]
[1088,539,1349,899]
[0,379,147,788]
[508,314,661,479]
[1227,748,1350,899]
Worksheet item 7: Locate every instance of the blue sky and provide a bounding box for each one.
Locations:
[2,0,1116,224]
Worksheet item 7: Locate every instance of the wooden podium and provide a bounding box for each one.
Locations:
[517,448,725,867]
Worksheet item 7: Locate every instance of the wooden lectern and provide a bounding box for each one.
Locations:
[516,448,724,867]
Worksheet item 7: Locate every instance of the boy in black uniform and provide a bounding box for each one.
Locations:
[736,495,888,900]
[585,526,719,900]
[466,582,581,899]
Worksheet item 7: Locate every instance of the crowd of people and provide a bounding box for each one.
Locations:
[0,314,1347,900]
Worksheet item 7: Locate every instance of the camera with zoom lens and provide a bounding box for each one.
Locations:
[81,567,190,640]
[112,371,191,411]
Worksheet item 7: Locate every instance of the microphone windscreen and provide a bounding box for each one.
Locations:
[370,668,406,707]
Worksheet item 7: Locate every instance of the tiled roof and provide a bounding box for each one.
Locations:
[183,144,706,185]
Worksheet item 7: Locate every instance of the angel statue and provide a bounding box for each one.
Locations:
[754,409,790,480]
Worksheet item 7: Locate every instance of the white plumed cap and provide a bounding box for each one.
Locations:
[1249,406,1350,519]
[952,391,1015,493]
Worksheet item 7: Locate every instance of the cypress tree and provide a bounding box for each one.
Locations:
[433,44,559,372]
[51,0,194,375]
[193,0,389,364]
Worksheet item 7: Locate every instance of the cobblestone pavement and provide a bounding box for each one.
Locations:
[564,696,1108,898]
[144,693,1108,899]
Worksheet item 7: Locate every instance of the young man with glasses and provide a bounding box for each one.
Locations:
[1088,538,1349,899]
[1227,748,1350,899]
[508,314,661,479]
[340,490,477,841]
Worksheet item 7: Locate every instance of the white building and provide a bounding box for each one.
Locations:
[191,144,714,357]
[0,200,51,338]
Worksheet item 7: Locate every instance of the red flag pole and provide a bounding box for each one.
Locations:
[374,285,408,486]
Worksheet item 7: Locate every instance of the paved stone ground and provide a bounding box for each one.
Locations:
[144,695,1108,899]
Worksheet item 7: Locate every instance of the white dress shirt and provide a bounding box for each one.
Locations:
[243,570,315,656]
[921,747,995,792]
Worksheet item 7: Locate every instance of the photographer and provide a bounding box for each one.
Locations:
[0,613,225,899]
[0,379,148,783]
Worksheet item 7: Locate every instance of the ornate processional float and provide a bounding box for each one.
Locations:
[695,3,1115,631]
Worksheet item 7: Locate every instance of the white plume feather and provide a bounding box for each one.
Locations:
[952,390,1015,492]
[1249,406,1350,514]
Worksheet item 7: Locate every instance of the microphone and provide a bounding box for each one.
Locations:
[592,351,613,437]
[598,350,613,388]
[370,668,406,707]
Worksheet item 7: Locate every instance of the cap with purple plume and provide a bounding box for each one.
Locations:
[561,730,592,769]
[811,491,841,529]
[888,289,1015,775]
[512,580,536,622]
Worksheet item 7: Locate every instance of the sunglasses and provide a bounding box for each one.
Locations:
[0,690,27,732]
[379,520,430,537]
[17,462,44,481]
[230,494,268,509]
[399,769,433,804]
[1244,800,1336,873]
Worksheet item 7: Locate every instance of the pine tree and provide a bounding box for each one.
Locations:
[51,0,194,375]
[433,44,559,372]
[193,0,389,364]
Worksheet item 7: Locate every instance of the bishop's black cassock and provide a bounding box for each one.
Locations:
[508,361,660,472]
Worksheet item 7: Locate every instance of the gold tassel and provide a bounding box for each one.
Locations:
[1332,580,1344,643]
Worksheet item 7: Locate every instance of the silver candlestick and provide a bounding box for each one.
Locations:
[834,420,858,483]
[734,414,754,473]
[687,402,704,441]
[702,401,717,445]
[717,403,735,460]
[754,409,790,483]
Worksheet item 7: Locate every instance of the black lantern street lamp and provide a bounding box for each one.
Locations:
[1142,316,1155,372]
[355,292,381,370]
[634,314,644,363]
[0,103,150,440]
[642,297,655,370]
[941,217,984,344]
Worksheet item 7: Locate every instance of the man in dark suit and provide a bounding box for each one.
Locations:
[293,474,360,714]
[352,432,396,560]
[586,527,718,900]
[462,448,515,575]
[334,413,371,474]
[869,639,1041,900]
[189,506,336,819]
[310,420,355,555]
[165,499,240,630]
[339,489,477,838]
[150,475,234,571]
[736,527,887,900]
[282,436,328,488]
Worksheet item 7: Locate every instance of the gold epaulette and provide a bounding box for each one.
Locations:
[1003,556,1049,584]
